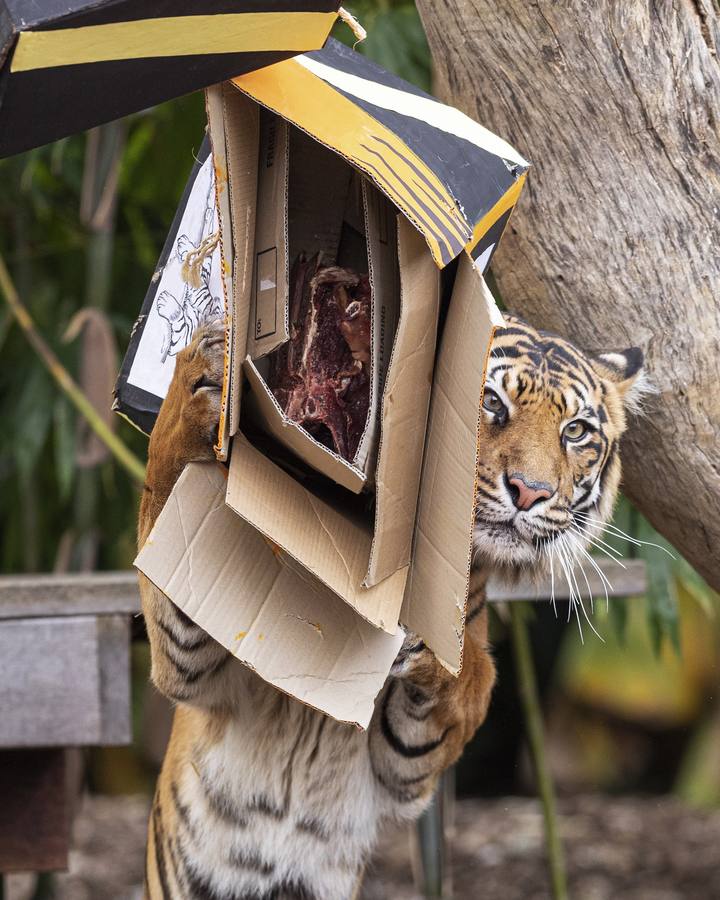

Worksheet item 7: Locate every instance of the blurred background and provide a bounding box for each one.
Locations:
[1,4,719,899]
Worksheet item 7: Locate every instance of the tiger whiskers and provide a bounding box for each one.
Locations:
[549,534,581,636]
[561,532,603,641]
[569,521,627,568]
[573,512,676,559]
[571,541,614,613]
[546,530,604,643]
[547,506,676,643]
[544,543,557,617]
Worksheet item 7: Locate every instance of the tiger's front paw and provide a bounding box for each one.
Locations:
[390,631,435,679]
[151,318,227,464]
[177,318,226,447]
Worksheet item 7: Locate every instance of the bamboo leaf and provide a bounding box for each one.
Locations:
[13,366,54,480]
[53,396,76,501]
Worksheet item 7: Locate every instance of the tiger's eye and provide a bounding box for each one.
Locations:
[563,420,587,441]
[483,390,504,414]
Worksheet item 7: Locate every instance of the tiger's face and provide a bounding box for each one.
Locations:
[474,315,646,572]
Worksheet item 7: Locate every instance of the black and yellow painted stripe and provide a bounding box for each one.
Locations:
[10,12,337,72]
[465,172,526,267]
[0,1,340,159]
[233,57,470,266]
[232,38,528,268]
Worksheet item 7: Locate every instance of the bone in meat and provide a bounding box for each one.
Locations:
[268,255,371,461]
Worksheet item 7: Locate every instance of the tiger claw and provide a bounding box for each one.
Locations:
[390,630,429,678]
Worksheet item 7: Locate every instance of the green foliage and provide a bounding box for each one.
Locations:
[600,496,720,657]
[333,0,431,91]
[0,94,206,573]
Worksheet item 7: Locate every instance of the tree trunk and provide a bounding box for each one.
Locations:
[416,0,720,589]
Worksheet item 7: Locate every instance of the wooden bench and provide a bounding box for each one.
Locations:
[0,573,139,875]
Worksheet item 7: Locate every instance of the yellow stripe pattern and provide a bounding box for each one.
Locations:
[10,12,337,73]
[232,59,471,267]
[465,172,527,256]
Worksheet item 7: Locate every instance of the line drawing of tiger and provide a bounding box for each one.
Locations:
[156,234,224,363]
[136,311,646,899]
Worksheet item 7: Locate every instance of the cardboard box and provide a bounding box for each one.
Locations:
[0,0,340,159]
[136,253,502,723]
[128,38,527,725]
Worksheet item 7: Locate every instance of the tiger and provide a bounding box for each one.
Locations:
[137,311,646,899]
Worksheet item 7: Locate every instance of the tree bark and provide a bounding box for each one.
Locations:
[416,0,720,589]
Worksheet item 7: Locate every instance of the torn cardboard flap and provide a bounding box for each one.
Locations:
[135,462,403,728]
[226,435,408,633]
[205,85,239,460]
[214,84,260,440]
[402,254,503,674]
[205,83,261,440]
[351,179,397,479]
[365,216,439,587]
[248,110,289,358]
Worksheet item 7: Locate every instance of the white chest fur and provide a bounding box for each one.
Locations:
[173,665,390,900]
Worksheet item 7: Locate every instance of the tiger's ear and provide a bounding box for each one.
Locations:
[591,347,650,413]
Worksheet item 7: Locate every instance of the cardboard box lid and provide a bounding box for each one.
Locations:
[134,461,403,727]
[230,38,529,268]
[402,254,504,674]
[0,0,340,159]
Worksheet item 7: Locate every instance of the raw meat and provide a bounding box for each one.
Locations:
[268,255,371,461]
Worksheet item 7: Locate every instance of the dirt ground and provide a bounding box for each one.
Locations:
[6,793,720,899]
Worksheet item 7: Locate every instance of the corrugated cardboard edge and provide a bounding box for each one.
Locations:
[135,461,403,728]
[221,83,259,437]
[226,434,407,633]
[350,179,393,478]
[365,215,440,587]
[205,86,234,461]
[402,256,504,675]
[244,357,367,494]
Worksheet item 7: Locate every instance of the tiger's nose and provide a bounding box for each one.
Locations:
[506,472,555,511]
